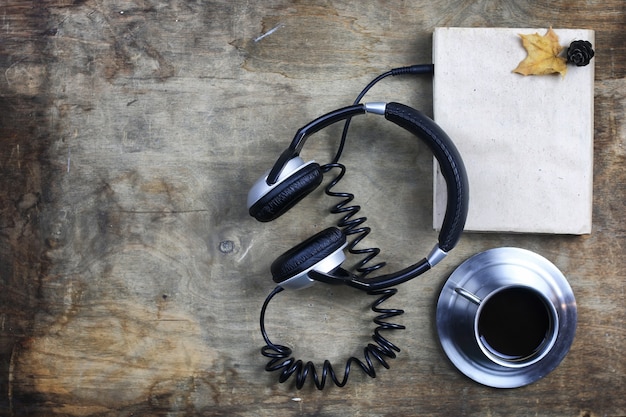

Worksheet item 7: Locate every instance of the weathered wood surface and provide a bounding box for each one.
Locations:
[1,1,624,416]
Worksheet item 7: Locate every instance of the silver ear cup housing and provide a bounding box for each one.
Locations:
[278,241,348,290]
[247,157,315,209]
[436,247,577,388]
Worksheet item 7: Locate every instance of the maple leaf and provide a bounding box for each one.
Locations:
[513,28,567,77]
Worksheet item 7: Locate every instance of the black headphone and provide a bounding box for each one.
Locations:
[248,66,470,389]
[248,101,469,291]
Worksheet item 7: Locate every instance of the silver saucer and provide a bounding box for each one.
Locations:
[436,247,577,388]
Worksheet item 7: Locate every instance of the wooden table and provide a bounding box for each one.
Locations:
[1,1,624,415]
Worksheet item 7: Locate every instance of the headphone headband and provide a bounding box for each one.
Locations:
[384,102,468,253]
[252,102,468,291]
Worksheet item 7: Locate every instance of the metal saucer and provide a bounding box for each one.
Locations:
[436,247,577,388]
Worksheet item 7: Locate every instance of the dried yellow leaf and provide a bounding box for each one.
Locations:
[513,28,567,77]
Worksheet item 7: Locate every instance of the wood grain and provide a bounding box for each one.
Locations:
[0,0,624,416]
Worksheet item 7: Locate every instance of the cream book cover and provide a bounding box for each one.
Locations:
[433,27,594,234]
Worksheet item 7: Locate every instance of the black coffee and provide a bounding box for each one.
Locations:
[478,287,551,360]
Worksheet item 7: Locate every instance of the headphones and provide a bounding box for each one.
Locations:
[247,66,469,389]
[248,101,469,291]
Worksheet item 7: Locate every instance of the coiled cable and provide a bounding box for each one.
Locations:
[321,162,387,277]
[258,64,434,389]
[260,285,405,390]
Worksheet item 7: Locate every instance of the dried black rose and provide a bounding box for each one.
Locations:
[567,40,595,66]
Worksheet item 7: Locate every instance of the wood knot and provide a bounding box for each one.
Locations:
[219,240,235,254]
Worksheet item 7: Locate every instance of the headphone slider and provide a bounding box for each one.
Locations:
[427,245,448,267]
[364,102,387,115]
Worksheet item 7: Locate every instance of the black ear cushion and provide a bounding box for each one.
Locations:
[271,227,346,283]
[249,163,323,222]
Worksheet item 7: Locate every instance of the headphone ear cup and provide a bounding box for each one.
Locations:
[271,227,347,286]
[249,162,323,222]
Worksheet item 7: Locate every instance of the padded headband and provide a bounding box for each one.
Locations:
[270,102,467,245]
[384,102,468,253]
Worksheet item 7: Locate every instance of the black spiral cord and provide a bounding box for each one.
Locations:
[259,64,434,389]
[321,162,387,276]
[260,285,405,390]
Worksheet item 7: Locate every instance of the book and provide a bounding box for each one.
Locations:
[433,27,595,234]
